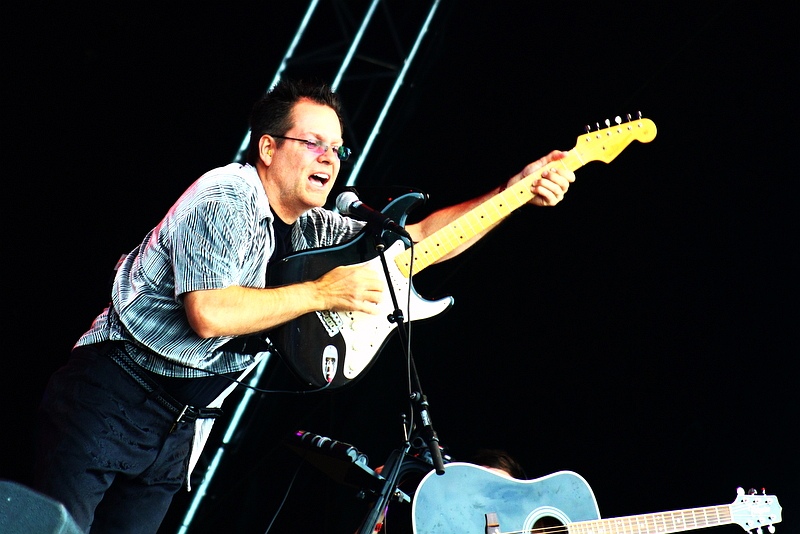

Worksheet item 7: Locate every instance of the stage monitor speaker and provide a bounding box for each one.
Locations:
[0,480,82,534]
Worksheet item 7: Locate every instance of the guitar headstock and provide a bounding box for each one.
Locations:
[573,113,657,164]
[730,488,782,533]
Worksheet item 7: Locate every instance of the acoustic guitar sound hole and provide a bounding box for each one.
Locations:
[530,515,563,532]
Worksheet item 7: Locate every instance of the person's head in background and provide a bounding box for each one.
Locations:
[469,448,527,479]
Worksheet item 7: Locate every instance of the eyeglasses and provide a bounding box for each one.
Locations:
[270,135,352,161]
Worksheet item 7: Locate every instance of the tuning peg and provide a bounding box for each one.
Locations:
[615,116,622,125]
[767,525,776,533]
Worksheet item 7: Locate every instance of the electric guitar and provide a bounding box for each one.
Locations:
[412,462,782,534]
[267,116,657,388]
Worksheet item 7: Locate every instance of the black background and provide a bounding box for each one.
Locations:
[5,1,796,533]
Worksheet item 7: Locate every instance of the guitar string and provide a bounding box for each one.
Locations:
[490,501,770,534]
[501,526,567,534]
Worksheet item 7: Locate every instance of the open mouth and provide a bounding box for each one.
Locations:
[310,172,330,187]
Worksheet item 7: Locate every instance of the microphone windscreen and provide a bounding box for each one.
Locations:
[335,191,359,214]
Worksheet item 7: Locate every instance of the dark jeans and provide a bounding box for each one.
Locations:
[33,343,195,533]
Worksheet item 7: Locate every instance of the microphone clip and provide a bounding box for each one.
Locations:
[335,191,411,239]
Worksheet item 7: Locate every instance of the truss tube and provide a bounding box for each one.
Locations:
[233,0,321,163]
[346,0,441,186]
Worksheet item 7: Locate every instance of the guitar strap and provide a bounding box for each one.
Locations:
[270,209,294,261]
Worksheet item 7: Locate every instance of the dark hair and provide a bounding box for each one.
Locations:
[469,448,527,479]
[246,78,344,165]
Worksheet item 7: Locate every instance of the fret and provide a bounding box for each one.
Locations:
[458,209,484,236]
[649,513,660,532]
[689,507,702,529]
[486,193,517,220]
[669,510,685,531]
[622,515,635,533]
[506,181,534,209]
[436,227,461,253]
[645,512,656,533]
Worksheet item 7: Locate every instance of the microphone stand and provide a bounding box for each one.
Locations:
[356,226,446,534]
[355,421,412,534]
[372,227,446,475]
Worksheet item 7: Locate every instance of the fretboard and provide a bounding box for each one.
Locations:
[567,504,732,534]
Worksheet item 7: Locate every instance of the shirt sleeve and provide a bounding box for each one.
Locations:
[170,181,262,297]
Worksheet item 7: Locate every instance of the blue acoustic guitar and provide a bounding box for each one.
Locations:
[412,462,782,534]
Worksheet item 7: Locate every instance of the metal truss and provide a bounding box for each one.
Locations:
[233,0,443,186]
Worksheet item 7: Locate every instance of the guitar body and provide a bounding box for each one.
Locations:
[267,192,454,388]
[412,463,600,533]
[412,462,782,534]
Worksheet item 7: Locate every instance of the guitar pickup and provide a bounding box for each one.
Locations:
[316,310,344,337]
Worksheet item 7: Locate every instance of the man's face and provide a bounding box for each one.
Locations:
[265,99,344,220]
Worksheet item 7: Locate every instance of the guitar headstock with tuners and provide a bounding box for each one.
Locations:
[730,487,782,533]
[573,112,657,164]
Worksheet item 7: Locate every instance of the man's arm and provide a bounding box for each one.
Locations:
[183,262,385,338]
[405,150,575,263]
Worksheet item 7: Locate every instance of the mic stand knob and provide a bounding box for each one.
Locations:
[412,392,446,475]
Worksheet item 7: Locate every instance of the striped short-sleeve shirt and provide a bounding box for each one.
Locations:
[76,163,364,377]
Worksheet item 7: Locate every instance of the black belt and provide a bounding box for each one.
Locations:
[106,343,224,432]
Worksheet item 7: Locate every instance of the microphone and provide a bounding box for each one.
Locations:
[292,430,369,466]
[336,191,411,238]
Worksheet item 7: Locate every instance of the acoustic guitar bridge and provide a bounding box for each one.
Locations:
[485,512,500,534]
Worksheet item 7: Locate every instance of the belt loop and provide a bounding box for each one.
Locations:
[170,406,189,433]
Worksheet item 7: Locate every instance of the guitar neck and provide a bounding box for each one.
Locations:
[393,151,582,278]
[569,504,734,534]
[393,117,657,277]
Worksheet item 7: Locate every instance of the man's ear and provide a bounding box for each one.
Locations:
[259,135,274,163]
